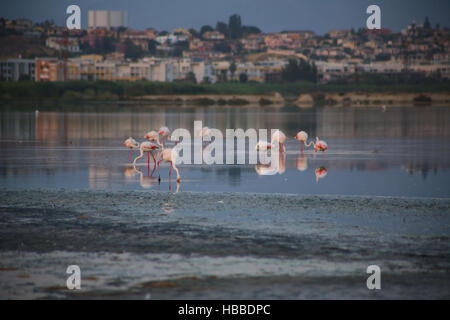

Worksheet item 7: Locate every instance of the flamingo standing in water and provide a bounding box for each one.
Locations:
[255,140,273,162]
[255,141,273,151]
[145,130,161,145]
[123,137,139,163]
[158,126,171,146]
[133,141,161,174]
[313,137,328,154]
[144,130,164,167]
[157,148,180,183]
[295,131,314,152]
[271,130,287,153]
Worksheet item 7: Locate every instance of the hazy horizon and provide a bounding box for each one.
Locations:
[0,0,449,35]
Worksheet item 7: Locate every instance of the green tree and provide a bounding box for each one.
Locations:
[229,62,237,79]
[281,59,317,82]
[189,28,199,38]
[124,40,144,60]
[216,22,229,38]
[148,39,158,54]
[239,73,248,83]
[424,16,431,29]
[241,26,261,35]
[228,14,242,39]
[184,71,197,83]
[200,25,214,36]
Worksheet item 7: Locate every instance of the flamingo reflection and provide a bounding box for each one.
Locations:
[255,151,286,175]
[133,165,159,189]
[315,166,328,183]
[296,153,308,171]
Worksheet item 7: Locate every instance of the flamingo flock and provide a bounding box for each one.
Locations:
[124,126,180,184]
[125,126,329,185]
[256,130,328,155]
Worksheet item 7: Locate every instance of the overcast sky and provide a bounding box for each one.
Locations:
[1,0,449,34]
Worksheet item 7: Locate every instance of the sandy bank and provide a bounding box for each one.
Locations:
[296,92,450,106]
[131,92,285,106]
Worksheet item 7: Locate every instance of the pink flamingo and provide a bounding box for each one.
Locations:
[255,140,273,163]
[158,126,171,146]
[313,137,328,154]
[133,141,161,175]
[145,130,161,145]
[123,137,139,163]
[295,131,314,152]
[271,130,287,153]
[157,148,180,183]
[144,131,164,167]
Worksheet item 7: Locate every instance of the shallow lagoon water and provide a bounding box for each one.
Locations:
[1,104,450,197]
[0,103,449,299]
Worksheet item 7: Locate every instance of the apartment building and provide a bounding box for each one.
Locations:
[0,58,35,81]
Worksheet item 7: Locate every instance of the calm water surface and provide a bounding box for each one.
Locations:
[1,104,449,198]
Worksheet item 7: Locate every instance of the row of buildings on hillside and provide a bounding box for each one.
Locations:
[2,55,449,83]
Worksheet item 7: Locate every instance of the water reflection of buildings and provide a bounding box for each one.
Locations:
[2,106,450,143]
[88,166,111,189]
[402,160,441,179]
[1,106,450,187]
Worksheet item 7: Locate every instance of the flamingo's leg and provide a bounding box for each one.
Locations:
[300,143,303,153]
[150,152,156,176]
[157,160,162,182]
[169,162,172,180]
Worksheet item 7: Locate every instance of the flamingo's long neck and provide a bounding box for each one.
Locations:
[172,158,180,181]
[304,140,314,147]
[156,136,163,149]
[133,146,145,166]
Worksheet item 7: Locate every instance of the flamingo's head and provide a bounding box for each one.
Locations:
[296,131,307,142]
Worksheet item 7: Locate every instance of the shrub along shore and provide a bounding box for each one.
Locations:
[1,79,449,106]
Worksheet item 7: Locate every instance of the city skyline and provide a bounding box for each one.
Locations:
[1,0,449,34]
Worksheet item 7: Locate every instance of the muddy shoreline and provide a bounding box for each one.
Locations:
[0,188,449,299]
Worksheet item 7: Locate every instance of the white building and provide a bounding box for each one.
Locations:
[0,59,36,81]
[46,37,80,53]
[88,10,129,29]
